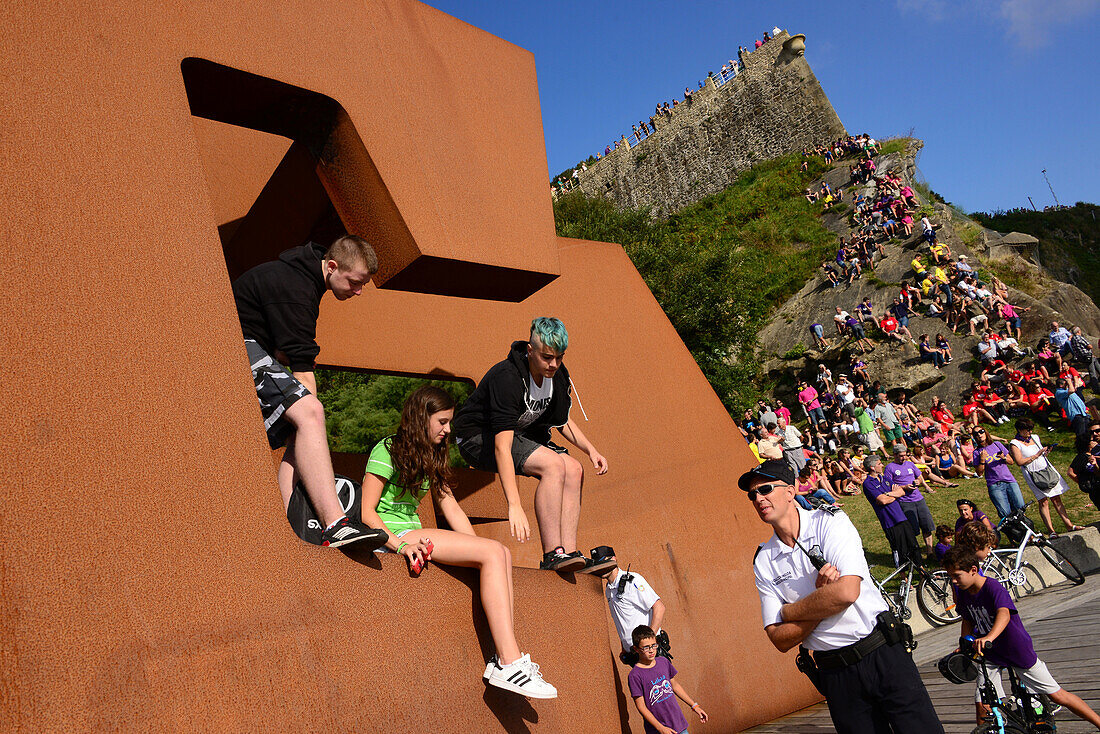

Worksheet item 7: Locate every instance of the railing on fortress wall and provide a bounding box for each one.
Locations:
[622,64,742,148]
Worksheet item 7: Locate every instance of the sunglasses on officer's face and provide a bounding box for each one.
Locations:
[748,483,784,501]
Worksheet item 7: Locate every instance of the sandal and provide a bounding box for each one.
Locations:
[948,483,960,488]
[1067,524,1085,532]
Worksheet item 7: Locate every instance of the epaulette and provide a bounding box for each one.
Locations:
[816,504,841,516]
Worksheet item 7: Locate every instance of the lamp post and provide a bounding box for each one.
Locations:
[1041,169,1061,209]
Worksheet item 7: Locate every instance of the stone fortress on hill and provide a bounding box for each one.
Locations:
[571,30,846,216]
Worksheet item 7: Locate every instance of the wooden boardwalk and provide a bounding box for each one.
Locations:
[746,577,1100,733]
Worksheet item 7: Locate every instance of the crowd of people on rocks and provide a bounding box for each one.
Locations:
[738,133,1100,549]
[550,27,784,197]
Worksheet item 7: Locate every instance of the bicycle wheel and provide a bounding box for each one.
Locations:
[917,570,960,625]
[970,722,1027,734]
[1006,561,1046,600]
[1039,541,1085,585]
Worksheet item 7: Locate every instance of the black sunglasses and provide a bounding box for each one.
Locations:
[747,483,784,501]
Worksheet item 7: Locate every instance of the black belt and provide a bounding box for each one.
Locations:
[811,628,887,671]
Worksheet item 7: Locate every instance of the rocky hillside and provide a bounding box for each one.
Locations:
[758,139,1100,410]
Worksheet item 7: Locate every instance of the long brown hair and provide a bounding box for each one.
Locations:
[389,386,455,499]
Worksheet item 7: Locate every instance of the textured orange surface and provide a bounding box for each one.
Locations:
[1,0,815,731]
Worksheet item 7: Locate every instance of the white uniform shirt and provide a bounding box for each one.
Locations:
[605,569,660,651]
[753,506,887,651]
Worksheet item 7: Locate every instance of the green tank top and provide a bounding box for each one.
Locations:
[366,437,427,532]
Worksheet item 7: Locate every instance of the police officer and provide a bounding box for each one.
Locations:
[741,459,943,733]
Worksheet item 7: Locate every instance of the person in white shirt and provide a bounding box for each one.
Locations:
[834,306,850,335]
[599,551,667,663]
[741,460,943,733]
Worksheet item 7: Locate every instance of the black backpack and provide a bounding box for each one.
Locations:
[286,474,363,545]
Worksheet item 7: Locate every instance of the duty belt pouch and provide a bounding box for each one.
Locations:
[876,610,915,653]
[796,646,826,696]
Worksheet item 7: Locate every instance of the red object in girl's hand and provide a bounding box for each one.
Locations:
[408,540,434,577]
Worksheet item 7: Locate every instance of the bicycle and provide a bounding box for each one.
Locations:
[969,637,1058,734]
[993,502,1084,587]
[870,557,960,626]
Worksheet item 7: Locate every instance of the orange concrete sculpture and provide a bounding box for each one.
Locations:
[1,0,817,730]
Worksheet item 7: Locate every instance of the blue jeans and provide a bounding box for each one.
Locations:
[809,406,825,424]
[987,480,1026,519]
[797,490,836,510]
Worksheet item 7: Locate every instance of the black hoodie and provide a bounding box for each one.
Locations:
[452,340,573,448]
[232,242,327,372]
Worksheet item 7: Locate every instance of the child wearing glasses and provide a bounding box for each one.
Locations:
[628,625,708,734]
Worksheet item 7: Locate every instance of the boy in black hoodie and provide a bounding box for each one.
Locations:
[452,317,612,572]
[233,235,387,549]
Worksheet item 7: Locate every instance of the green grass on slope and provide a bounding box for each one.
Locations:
[554,152,837,414]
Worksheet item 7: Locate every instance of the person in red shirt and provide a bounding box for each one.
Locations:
[961,393,1000,428]
[879,315,907,345]
[980,359,1008,384]
[1059,364,1085,396]
[1022,361,1050,385]
[973,378,1009,424]
[930,396,958,435]
[1023,381,1058,431]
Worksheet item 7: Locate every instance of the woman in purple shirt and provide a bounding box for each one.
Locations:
[971,427,1026,519]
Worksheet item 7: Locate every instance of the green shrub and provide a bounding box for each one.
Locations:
[781,343,808,360]
[554,151,835,414]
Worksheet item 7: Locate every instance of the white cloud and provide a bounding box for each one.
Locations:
[897,0,1099,46]
[996,0,1099,47]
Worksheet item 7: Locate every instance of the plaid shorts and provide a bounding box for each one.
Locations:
[244,339,309,449]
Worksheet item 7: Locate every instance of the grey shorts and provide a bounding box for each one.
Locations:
[900,497,935,536]
[456,432,565,474]
[245,339,310,449]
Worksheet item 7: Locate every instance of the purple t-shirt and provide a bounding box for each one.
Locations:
[628,657,688,734]
[884,461,923,502]
[973,442,1016,485]
[863,475,907,529]
[934,542,951,560]
[956,577,1038,669]
[955,509,989,535]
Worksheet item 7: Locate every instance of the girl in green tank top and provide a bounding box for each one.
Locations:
[359,386,557,700]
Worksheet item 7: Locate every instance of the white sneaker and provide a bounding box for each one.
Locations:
[486,653,558,699]
[484,655,498,681]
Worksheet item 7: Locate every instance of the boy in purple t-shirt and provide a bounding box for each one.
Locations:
[628,625,708,734]
[943,547,1100,728]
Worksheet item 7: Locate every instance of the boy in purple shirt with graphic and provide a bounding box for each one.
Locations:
[943,547,1100,728]
[628,625,708,734]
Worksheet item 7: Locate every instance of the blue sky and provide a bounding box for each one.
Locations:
[422,0,1099,214]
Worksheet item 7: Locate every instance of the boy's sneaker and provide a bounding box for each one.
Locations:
[539,547,586,572]
[579,547,618,575]
[320,517,388,549]
[486,653,557,699]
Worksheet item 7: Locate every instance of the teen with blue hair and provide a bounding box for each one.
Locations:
[452,317,612,573]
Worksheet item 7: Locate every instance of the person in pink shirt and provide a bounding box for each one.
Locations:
[998,301,1029,339]
[775,398,792,424]
[797,379,825,426]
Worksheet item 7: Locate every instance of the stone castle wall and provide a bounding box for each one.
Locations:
[572,31,846,216]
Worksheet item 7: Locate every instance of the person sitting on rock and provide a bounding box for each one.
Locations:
[451,317,611,573]
[359,386,559,699]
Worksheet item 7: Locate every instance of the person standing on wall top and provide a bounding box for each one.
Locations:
[743,459,943,733]
[232,234,388,549]
[452,317,612,572]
